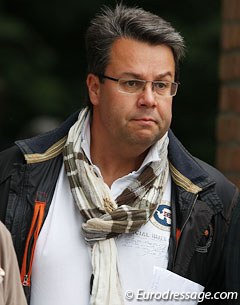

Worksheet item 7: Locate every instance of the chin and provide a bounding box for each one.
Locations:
[130,135,160,147]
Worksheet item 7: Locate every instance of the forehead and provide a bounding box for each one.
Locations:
[107,38,175,78]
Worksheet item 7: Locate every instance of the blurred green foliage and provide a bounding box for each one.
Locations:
[0,0,221,165]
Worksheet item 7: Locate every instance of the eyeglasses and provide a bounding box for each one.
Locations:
[98,74,179,97]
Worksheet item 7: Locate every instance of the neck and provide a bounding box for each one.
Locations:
[90,137,149,187]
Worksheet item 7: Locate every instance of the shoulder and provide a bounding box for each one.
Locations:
[194,157,238,204]
[194,157,232,185]
[168,130,238,200]
[0,145,24,163]
[0,145,25,183]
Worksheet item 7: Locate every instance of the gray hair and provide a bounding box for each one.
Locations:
[85,4,185,79]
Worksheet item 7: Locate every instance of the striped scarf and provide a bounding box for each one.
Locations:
[63,107,169,305]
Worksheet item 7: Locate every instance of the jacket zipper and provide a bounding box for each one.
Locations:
[21,201,46,286]
[173,194,199,269]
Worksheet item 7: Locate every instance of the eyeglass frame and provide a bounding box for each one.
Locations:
[97,74,179,97]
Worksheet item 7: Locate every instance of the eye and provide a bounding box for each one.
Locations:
[119,79,144,93]
[154,81,169,90]
[124,80,142,88]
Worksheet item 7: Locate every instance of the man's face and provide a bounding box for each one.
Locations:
[87,38,175,150]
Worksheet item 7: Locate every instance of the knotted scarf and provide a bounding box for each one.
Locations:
[63,107,169,305]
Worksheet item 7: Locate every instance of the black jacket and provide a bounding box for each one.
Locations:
[0,111,239,304]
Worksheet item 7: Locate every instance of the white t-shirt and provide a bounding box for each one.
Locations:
[30,166,171,305]
[30,117,172,305]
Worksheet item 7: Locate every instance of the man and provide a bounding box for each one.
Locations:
[0,4,239,305]
[0,221,27,305]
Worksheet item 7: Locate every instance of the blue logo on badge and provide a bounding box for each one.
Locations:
[153,204,171,227]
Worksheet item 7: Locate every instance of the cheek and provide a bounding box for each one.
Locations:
[157,100,172,119]
[97,95,121,125]
[99,90,130,116]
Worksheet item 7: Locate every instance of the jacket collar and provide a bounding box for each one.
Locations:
[168,130,223,215]
[15,111,79,163]
[168,130,215,191]
[14,112,223,215]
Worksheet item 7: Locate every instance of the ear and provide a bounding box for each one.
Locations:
[86,74,100,106]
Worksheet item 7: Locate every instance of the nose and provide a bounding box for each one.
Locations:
[137,81,157,108]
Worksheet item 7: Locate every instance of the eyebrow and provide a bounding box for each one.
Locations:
[120,71,173,79]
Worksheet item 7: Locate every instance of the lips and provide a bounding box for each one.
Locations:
[132,117,157,123]
[131,117,158,128]
[135,117,155,122]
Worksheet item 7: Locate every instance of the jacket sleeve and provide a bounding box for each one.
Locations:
[224,190,240,304]
[193,157,240,303]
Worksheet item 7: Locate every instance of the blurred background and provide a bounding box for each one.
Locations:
[0,0,221,165]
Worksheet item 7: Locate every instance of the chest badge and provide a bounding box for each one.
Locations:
[150,200,172,231]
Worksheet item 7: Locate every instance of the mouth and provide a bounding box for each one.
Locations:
[133,117,157,123]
